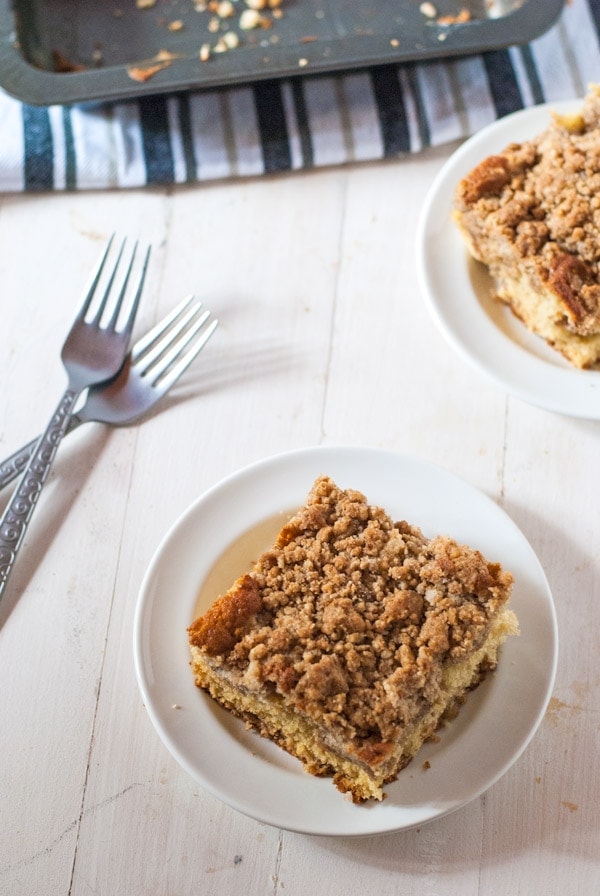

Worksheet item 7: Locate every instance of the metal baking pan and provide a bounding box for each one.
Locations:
[0,0,565,106]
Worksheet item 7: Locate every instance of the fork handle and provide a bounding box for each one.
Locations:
[0,413,83,492]
[0,389,79,599]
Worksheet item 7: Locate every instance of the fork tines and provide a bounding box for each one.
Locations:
[80,235,151,330]
[132,296,218,390]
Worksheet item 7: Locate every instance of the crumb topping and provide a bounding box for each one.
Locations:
[189,476,513,748]
[454,84,600,336]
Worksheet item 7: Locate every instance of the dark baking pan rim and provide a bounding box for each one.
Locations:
[0,1,565,107]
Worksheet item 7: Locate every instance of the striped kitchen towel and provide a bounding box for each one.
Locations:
[2,0,599,191]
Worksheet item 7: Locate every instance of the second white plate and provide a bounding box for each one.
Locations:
[133,445,557,836]
[417,99,600,419]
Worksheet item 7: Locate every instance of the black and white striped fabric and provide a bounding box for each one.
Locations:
[2,0,599,191]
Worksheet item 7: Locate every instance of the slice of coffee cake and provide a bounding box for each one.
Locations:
[188,476,518,802]
[453,85,600,368]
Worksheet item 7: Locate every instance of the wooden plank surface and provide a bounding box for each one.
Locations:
[0,149,598,895]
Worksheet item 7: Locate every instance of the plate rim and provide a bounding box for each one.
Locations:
[133,444,558,836]
[416,98,600,420]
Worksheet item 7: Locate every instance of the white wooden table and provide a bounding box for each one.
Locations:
[0,145,598,895]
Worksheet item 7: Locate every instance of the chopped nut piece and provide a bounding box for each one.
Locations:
[127,50,179,82]
[240,8,267,29]
[128,62,168,82]
[437,8,471,25]
[214,33,239,51]
[420,2,437,17]
[223,30,240,48]
[217,0,235,17]
[155,49,179,62]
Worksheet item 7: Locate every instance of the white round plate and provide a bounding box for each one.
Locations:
[133,445,557,836]
[417,99,600,419]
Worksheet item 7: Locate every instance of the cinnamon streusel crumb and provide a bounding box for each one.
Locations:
[188,476,517,801]
[453,84,600,368]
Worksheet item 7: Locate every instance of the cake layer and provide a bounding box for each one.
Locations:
[192,605,517,801]
[188,476,518,802]
[453,85,600,368]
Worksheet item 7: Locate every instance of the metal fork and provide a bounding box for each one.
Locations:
[0,297,218,492]
[0,236,148,600]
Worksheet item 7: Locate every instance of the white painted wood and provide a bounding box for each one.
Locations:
[0,150,598,896]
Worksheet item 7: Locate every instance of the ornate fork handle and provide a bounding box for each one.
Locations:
[0,444,30,490]
[0,389,78,597]
[0,413,84,491]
